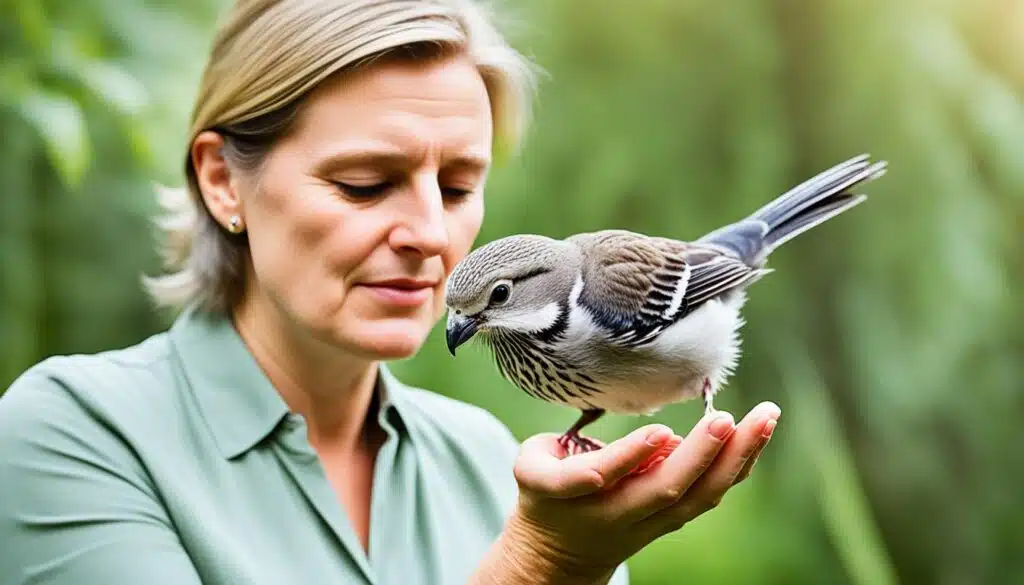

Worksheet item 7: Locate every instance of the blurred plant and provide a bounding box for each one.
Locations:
[2,0,1022,584]
[0,0,224,387]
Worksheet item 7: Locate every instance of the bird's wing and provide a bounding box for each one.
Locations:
[571,230,761,346]
[682,252,765,308]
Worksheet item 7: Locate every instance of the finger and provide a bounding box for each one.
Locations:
[658,402,781,523]
[513,425,674,498]
[612,410,736,520]
[699,401,780,488]
[733,412,778,484]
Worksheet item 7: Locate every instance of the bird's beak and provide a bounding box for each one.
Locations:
[445,312,479,356]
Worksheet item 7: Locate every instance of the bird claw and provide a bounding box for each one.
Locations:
[702,377,717,417]
[558,432,602,455]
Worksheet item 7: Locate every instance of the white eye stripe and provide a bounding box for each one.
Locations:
[489,302,561,333]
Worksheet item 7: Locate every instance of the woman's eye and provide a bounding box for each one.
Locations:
[443,187,473,199]
[333,181,469,200]
[333,181,391,198]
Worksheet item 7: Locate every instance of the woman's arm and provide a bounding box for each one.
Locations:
[467,403,780,585]
[0,371,204,585]
[470,519,616,585]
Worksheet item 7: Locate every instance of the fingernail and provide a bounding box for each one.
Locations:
[708,413,735,440]
[645,427,672,447]
[761,419,777,439]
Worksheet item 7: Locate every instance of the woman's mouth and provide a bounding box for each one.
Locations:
[360,278,437,308]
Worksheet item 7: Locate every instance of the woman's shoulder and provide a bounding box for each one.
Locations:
[0,331,185,453]
[3,329,179,399]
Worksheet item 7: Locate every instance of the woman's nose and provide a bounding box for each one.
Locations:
[389,179,450,257]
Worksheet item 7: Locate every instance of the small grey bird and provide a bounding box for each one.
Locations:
[444,154,887,453]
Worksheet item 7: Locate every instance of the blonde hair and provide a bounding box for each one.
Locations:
[143,0,539,314]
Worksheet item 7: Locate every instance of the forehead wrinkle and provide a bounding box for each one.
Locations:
[293,104,490,169]
[385,94,491,110]
[307,138,490,179]
[377,114,491,168]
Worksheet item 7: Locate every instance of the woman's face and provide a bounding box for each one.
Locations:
[239,54,493,360]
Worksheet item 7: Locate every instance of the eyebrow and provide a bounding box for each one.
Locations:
[311,144,491,176]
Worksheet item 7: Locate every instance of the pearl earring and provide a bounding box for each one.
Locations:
[228,215,243,233]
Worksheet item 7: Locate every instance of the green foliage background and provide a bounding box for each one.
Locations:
[2,0,1021,583]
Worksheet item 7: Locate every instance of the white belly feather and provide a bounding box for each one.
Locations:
[555,279,748,414]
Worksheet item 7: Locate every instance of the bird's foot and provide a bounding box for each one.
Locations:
[558,431,603,455]
[557,409,606,455]
[702,377,717,417]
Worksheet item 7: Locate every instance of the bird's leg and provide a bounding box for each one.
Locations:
[558,409,605,455]
[702,377,717,417]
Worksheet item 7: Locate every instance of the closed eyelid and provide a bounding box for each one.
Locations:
[439,166,487,192]
[330,173,388,184]
[328,180,474,202]
[330,180,393,199]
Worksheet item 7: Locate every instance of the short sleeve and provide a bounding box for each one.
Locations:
[0,363,203,585]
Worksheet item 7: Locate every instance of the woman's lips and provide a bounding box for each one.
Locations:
[360,279,437,308]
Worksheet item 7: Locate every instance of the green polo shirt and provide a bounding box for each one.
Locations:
[0,306,629,585]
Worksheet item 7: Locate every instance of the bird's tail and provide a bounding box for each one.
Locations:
[697,154,887,266]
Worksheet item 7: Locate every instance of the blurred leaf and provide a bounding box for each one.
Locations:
[2,0,1023,583]
[12,0,51,54]
[0,65,33,109]
[17,89,91,188]
[776,341,901,585]
[77,61,150,116]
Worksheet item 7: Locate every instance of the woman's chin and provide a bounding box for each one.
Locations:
[346,319,432,360]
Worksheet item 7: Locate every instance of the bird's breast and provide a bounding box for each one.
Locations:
[489,293,747,414]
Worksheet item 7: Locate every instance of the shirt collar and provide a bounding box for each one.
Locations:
[168,305,409,460]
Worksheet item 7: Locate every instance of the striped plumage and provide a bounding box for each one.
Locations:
[488,329,601,407]
[445,154,888,453]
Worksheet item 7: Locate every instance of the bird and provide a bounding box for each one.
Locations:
[443,154,887,454]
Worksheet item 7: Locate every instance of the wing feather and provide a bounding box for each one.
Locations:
[570,230,760,347]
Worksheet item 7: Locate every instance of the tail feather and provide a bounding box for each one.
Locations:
[698,154,887,266]
[761,192,865,252]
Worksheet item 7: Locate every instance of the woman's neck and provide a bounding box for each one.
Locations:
[230,293,381,451]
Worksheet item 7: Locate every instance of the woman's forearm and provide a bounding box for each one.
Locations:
[468,513,615,585]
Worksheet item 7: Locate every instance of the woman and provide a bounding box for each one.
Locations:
[0,1,781,584]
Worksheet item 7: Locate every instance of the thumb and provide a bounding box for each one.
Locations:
[514,425,676,499]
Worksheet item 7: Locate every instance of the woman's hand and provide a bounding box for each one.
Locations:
[496,402,781,584]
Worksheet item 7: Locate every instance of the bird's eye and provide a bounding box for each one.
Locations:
[489,283,511,306]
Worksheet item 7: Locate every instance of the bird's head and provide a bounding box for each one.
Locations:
[443,234,577,355]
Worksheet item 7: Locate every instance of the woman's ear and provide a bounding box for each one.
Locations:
[192,130,246,234]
